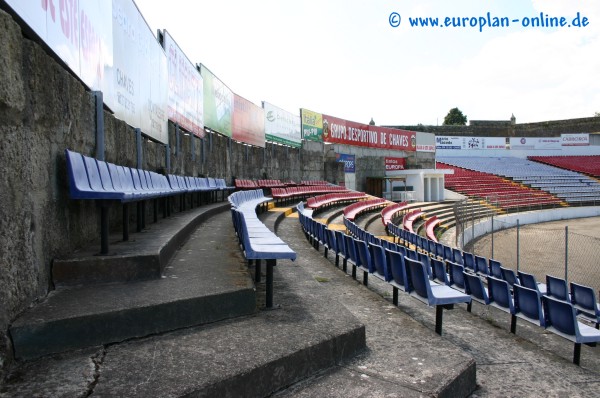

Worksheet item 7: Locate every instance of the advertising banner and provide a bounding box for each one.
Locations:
[436,136,506,150]
[162,30,204,138]
[263,102,301,147]
[385,157,406,171]
[416,131,436,152]
[510,137,561,150]
[301,109,323,141]
[109,0,168,143]
[322,115,416,151]
[233,94,265,147]
[200,64,233,137]
[336,153,356,173]
[561,133,589,146]
[5,0,112,94]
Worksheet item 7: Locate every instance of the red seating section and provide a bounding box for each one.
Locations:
[343,198,387,221]
[402,209,424,233]
[306,192,368,209]
[529,156,600,177]
[381,202,409,226]
[437,162,562,210]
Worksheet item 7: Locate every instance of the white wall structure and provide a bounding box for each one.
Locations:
[385,169,453,202]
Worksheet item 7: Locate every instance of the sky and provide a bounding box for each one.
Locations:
[135,0,600,126]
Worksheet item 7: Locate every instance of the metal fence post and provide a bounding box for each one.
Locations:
[565,226,569,282]
[516,219,520,271]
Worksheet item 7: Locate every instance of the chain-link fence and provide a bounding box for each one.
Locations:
[462,216,600,295]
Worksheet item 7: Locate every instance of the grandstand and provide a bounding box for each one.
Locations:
[529,155,600,178]
[438,156,600,205]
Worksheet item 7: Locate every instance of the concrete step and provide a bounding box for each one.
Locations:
[10,209,256,360]
[52,202,230,287]
[2,207,366,397]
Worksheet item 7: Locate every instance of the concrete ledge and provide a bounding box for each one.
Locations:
[52,202,230,287]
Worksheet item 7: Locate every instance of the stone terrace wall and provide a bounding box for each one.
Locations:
[388,116,600,137]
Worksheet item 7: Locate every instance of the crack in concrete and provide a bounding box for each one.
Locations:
[85,347,106,397]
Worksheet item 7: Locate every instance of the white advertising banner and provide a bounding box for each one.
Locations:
[416,131,435,152]
[436,136,506,150]
[162,30,204,138]
[263,102,301,147]
[561,133,589,146]
[510,137,561,150]
[109,0,168,143]
[4,0,112,93]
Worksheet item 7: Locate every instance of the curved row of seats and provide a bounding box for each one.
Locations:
[343,198,388,221]
[380,202,409,226]
[65,149,232,254]
[299,204,600,365]
[306,192,369,209]
[229,189,296,309]
[271,185,348,205]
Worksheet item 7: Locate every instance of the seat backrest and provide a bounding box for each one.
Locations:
[542,295,577,336]
[475,255,489,275]
[464,273,489,303]
[417,252,432,278]
[487,276,514,312]
[546,275,569,301]
[452,248,464,265]
[513,285,544,326]
[431,258,448,285]
[385,248,406,288]
[96,160,116,191]
[369,243,390,280]
[500,267,520,288]
[463,252,476,273]
[570,282,598,315]
[325,228,337,252]
[405,257,430,300]
[443,245,453,262]
[65,150,91,193]
[489,259,503,279]
[517,271,538,290]
[335,230,347,257]
[448,261,466,290]
[83,155,104,191]
[355,239,372,272]
[344,235,359,265]
[406,248,418,260]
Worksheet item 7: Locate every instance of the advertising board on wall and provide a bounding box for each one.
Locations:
[301,108,323,141]
[200,64,233,137]
[436,136,506,150]
[321,115,416,151]
[232,95,265,148]
[509,137,561,150]
[336,153,356,173]
[416,131,436,152]
[161,30,204,138]
[385,157,406,171]
[263,102,301,147]
[561,133,589,146]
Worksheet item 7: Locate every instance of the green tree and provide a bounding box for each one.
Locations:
[595,112,600,117]
[443,107,467,125]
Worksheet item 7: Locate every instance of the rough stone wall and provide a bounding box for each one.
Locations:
[387,116,600,138]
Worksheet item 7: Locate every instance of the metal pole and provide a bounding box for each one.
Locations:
[491,214,494,259]
[565,226,569,282]
[94,91,105,161]
[516,219,520,271]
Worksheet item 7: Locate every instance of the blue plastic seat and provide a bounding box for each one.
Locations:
[463,252,476,273]
[500,267,520,289]
[344,234,360,279]
[518,270,547,295]
[542,295,600,365]
[475,255,490,276]
[404,257,471,335]
[452,248,464,265]
[355,239,373,285]
[570,282,600,328]
[417,252,432,278]
[489,259,503,279]
[431,258,449,285]
[385,248,408,305]
[546,275,570,301]
[487,276,516,332]
[334,230,348,271]
[513,285,545,331]
[369,243,391,282]
[323,227,337,260]
[447,261,466,292]
[464,272,490,312]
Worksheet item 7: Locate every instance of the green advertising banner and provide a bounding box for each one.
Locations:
[301,108,323,142]
[200,64,233,137]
